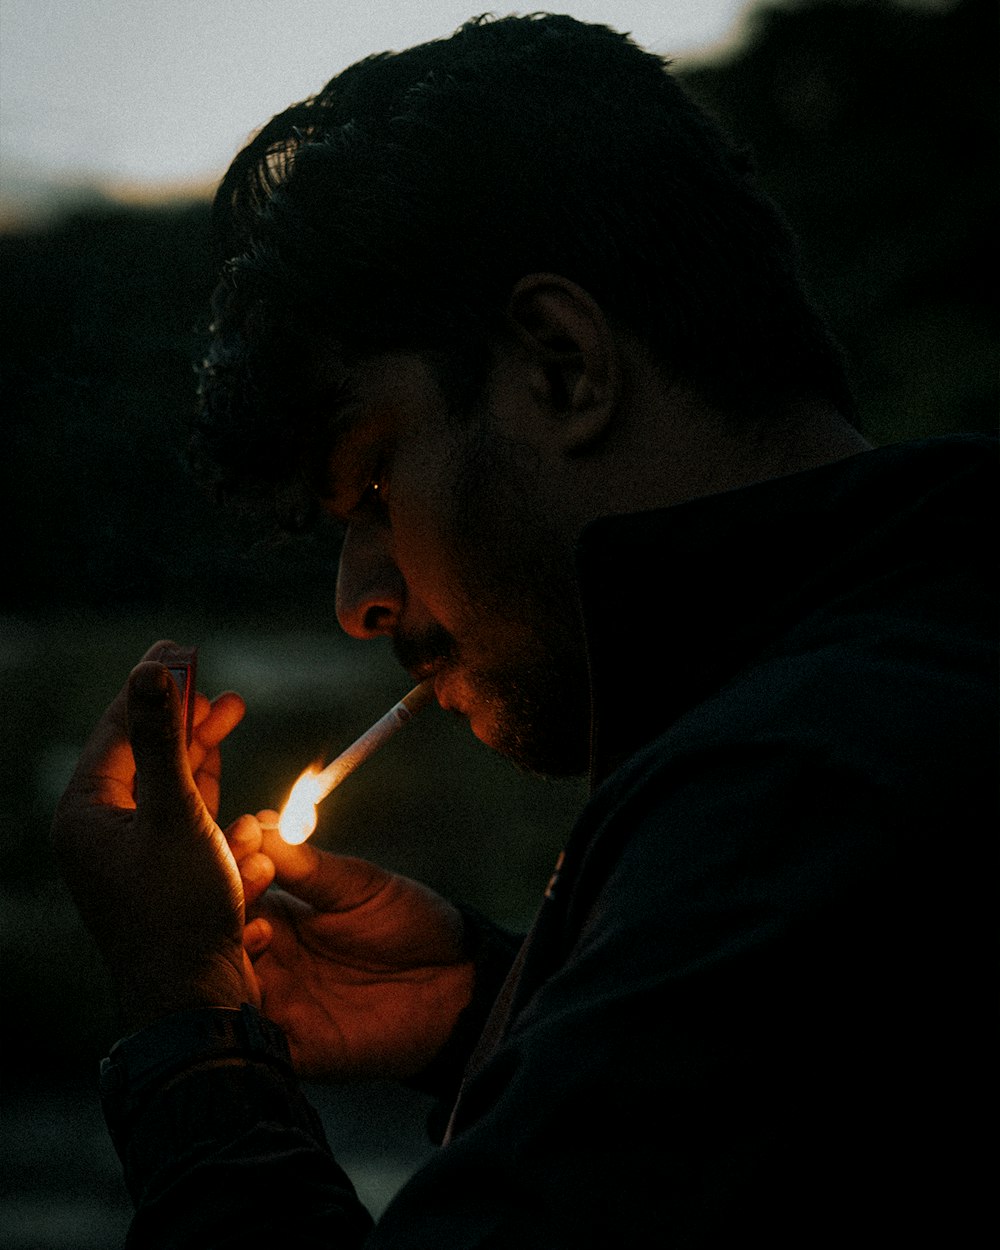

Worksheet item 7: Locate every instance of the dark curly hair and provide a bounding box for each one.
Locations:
[195,12,853,521]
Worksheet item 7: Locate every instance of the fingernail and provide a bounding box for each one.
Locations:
[133,664,170,698]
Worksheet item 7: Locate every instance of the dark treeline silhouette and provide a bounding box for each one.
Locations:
[2,0,995,613]
[682,0,997,441]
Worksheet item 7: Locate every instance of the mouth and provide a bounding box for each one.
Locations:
[403,658,466,717]
[396,630,456,701]
[408,664,457,713]
[405,648,502,750]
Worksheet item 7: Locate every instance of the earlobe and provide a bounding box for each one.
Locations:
[506,274,618,455]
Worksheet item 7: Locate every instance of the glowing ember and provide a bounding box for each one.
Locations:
[278,766,327,844]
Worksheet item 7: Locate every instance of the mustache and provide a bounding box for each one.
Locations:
[392,624,456,676]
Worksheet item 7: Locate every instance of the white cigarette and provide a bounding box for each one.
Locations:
[312,678,435,798]
[271,679,436,843]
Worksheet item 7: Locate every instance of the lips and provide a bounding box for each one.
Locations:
[393,627,452,676]
[400,658,463,716]
[431,667,461,713]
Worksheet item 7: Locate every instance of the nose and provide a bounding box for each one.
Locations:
[335,520,405,639]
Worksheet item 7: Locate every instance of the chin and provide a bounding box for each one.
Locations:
[458,656,591,777]
[480,699,589,778]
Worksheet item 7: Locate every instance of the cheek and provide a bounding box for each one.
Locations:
[387,500,469,625]
[392,422,534,627]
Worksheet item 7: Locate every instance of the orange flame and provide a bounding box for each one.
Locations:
[277,766,327,844]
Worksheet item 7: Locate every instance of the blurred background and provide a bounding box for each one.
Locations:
[2,0,996,1245]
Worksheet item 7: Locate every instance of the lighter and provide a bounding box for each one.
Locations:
[161,645,197,745]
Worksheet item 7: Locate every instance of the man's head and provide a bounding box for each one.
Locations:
[196,13,851,498]
[194,13,858,774]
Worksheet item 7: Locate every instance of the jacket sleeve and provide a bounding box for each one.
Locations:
[119,1058,374,1250]
[105,908,523,1249]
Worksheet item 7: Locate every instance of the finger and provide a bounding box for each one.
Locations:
[193,757,222,818]
[259,825,390,912]
[259,827,324,891]
[240,852,276,906]
[194,692,247,750]
[228,816,275,905]
[64,725,137,810]
[243,916,273,958]
[138,640,186,665]
[190,694,246,817]
[59,642,195,826]
[62,641,183,808]
[227,814,262,863]
[127,662,199,828]
[189,692,245,776]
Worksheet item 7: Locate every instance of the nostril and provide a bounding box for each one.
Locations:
[335,520,404,639]
[362,604,396,636]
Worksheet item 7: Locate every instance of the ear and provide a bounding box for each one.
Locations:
[504,274,619,455]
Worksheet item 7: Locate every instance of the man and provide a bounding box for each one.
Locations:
[53,14,995,1247]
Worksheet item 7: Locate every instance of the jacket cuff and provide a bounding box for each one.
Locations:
[100,1004,293,1159]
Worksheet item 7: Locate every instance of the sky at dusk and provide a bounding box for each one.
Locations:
[1,0,753,203]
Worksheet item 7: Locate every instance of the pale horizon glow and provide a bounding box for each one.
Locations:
[1,0,754,214]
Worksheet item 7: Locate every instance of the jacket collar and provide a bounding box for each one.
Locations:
[575,435,993,786]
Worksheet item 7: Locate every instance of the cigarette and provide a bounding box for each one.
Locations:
[270,678,436,843]
[312,678,436,795]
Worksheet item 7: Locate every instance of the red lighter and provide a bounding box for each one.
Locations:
[161,645,197,745]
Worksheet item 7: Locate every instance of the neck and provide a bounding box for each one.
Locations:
[582,378,872,519]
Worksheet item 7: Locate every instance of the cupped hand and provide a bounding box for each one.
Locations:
[228,816,474,1081]
[53,641,258,1030]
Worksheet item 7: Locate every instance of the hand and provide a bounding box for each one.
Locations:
[228,817,475,1081]
[53,641,258,1030]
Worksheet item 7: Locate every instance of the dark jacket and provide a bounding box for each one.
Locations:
[108,436,998,1247]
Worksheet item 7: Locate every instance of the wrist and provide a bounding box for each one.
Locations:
[100,1003,291,1156]
[116,951,255,1032]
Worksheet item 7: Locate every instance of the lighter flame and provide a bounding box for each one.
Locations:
[278,766,328,844]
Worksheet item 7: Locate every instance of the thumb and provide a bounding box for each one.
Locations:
[259,825,393,912]
[128,661,198,826]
